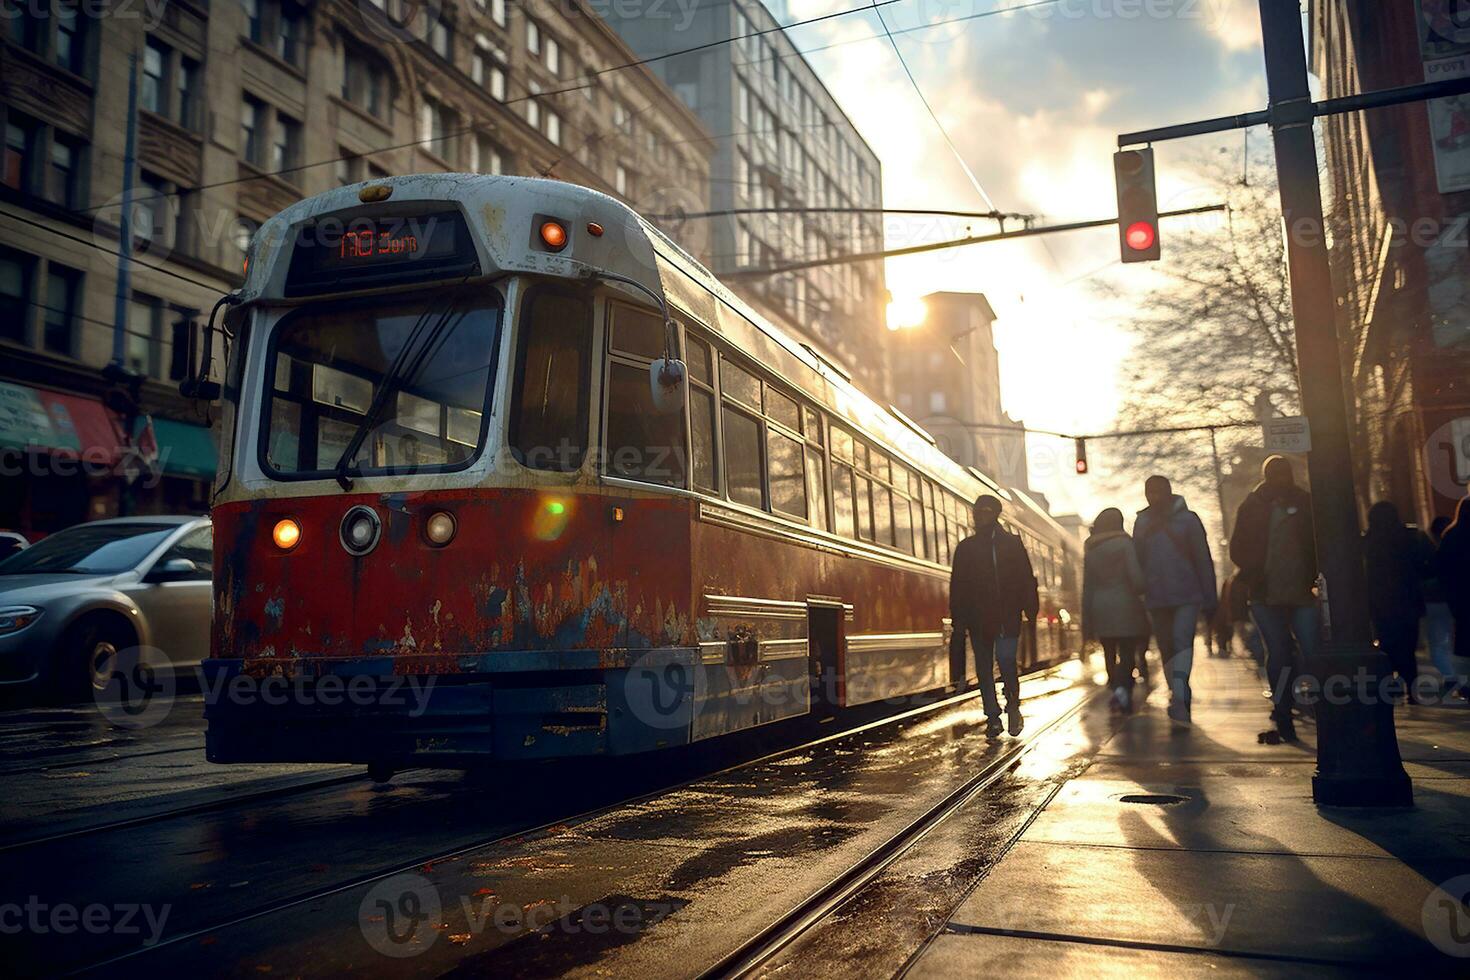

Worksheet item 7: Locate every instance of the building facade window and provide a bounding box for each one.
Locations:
[271,112,301,176]
[142,37,167,113]
[42,263,80,356]
[3,116,38,195]
[0,251,33,345]
[48,134,81,208]
[245,0,305,68]
[342,45,389,119]
[127,293,163,379]
[545,110,561,146]
[240,96,263,164]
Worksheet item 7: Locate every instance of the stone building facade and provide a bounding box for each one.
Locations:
[0,0,712,535]
[1311,0,1470,526]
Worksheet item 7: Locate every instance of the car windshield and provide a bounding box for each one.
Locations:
[0,523,178,575]
[262,288,502,478]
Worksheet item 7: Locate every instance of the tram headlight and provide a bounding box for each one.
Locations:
[425,511,457,546]
[539,220,568,252]
[340,506,382,556]
[272,518,301,551]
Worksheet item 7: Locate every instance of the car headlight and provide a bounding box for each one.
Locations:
[0,606,41,635]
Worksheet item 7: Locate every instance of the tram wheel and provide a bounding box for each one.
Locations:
[367,762,395,784]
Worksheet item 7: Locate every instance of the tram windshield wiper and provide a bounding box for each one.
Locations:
[332,291,468,491]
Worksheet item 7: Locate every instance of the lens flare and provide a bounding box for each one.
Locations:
[532,497,572,541]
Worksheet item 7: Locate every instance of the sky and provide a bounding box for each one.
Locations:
[773,0,1272,524]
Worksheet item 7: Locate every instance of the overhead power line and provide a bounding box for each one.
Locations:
[869,0,999,212]
[648,206,1037,222]
[721,204,1228,279]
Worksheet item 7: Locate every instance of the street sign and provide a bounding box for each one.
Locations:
[1263,416,1312,454]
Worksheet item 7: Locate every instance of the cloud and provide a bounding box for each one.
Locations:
[774,0,1268,517]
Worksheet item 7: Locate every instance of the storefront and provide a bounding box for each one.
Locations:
[0,381,126,536]
[0,381,216,536]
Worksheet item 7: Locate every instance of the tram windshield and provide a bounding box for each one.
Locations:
[261,289,502,479]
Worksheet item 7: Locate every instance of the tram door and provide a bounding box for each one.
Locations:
[808,600,844,715]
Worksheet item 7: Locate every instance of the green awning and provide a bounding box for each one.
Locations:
[140,417,217,479]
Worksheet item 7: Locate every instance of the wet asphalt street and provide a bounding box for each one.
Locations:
[0,662,1108,978]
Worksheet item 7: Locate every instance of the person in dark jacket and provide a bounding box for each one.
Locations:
[1083,508,1151,712]
[1229,455,1316,742]
[1134,476,1217,727]
[1424,515,1461,697]
[950,494,1040,738]
[1437,496,1470,663]
[1362,501,1434,702]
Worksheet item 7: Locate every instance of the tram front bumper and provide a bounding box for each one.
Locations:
[200,648,702,765]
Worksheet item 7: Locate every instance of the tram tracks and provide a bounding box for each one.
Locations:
[62,673,1076,975]
[702,685,1102,979]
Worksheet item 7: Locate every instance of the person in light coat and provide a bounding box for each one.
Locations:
[1083,508,1152,712]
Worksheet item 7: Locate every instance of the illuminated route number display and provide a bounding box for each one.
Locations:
[285,209,477,295]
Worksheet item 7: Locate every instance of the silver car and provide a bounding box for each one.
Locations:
[0,517,212,699]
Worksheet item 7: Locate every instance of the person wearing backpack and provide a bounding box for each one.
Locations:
[1229,455,1317,742]
[1134,475,1218,728]
[1083,508,1151,712]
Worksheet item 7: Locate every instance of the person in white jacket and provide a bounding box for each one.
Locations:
[1083,508,1152,712]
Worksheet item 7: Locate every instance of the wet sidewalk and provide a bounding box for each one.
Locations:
[909,656,1470,976]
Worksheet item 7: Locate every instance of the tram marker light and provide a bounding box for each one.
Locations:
[1075,438,1089,475]
[425,511,457,546]
[359,184,393,203]
[539,220,568,251]
[611,506,625,523]
[586,221,605,237]
[272,518,301,551]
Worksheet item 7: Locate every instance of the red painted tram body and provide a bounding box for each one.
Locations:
[203,176,1080,768]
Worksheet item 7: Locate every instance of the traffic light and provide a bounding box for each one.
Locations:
[1114,148,1159,263]
[1075,438,1088,475]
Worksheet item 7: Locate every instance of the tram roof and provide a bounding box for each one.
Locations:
[241,174,1014,510]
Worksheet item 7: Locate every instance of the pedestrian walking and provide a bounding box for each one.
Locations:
[1361,501,1434,702]
[1082,507,1151,713]
[1134,475,1217,728]
[1437,496,1470,666]
[1229,455,1317,742]
[949,494,1040,738]
[1424,515,1463,698]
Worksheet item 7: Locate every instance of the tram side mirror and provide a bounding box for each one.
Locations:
[649,358,687,414]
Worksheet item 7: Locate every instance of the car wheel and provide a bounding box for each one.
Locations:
[53,619,133,703]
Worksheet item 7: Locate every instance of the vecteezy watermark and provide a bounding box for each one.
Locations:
[359,874,443,958]
[0,0,170,29]
[91,651,437,731]
[0,897,171,947]
[93,645,176,730]
[1423,875,1470,957]
[357,873,681,958]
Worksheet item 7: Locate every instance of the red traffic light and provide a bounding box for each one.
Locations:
[1125,221,1156,252]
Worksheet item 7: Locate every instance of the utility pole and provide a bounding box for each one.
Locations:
[1257,0,1410,805]
[106,49,142,518]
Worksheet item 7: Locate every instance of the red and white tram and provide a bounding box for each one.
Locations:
[199,175,1080,770]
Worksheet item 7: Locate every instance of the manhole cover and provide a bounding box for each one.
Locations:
[1119,793,1190,805]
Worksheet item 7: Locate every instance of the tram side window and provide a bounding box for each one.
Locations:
[891,465,917,555]
[604,303,686,487]
[830,426,856,538]
[803,411,828,533]
[510,287,590,471]
[717,353,811,521]
[723,403,763,508]
[687,334,718,494]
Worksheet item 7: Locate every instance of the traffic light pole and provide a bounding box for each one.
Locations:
[1246,1,1416,805]
[1256,0,1409,807]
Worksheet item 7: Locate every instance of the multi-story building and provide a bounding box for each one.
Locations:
[887,292,1028,489]
[0,0,712,535]
[1311,0,1470,526]
[598,0,890,397]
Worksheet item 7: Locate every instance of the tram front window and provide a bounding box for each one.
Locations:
[262,291,501,478]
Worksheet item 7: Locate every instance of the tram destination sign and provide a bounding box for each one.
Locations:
[285,209,478,296]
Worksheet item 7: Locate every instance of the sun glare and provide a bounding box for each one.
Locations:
[886,295,927,331]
